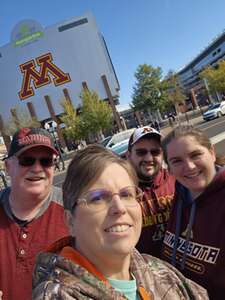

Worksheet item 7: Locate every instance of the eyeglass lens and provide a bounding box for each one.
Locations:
[135,148,161,157]
[77,186,143,211]
[18,156,55,167]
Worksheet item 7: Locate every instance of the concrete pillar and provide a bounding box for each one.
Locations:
[190,89,199,109]
[26,102,37,119]
[44,95,66,148]
[63,88,72,105]
[101,74,122,131]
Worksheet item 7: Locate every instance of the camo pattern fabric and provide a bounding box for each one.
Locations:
[32,248,209,300]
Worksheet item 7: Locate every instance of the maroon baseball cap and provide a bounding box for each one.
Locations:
[5,127,58,159]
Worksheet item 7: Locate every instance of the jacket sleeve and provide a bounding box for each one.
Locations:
[160,260,209,299]
[32,280,88,300]
[32,281,61,300]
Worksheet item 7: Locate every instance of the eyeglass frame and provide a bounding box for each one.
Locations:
[72,185,143,212]
[135,148,162,157]
[13,155,57,168]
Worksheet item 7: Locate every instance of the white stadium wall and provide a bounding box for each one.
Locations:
[0,12,120,122]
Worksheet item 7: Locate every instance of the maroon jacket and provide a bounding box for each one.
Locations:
[136,168,175,258]
[0,186,69,300]
[161,168,225,300]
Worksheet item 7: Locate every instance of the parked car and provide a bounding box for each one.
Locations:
[105,128,135,148]
[99,136,112,147]
[111,139,129,158]
[203,101,225,121]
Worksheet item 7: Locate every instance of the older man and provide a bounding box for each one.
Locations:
[0,127,69,300]
[127,126,175,257]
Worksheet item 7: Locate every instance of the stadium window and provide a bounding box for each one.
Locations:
[58,18,88,32]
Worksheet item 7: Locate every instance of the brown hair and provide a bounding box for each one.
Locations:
[63,144,138,212]
[162,124,225,166]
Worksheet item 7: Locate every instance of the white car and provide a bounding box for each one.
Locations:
[105,128,135,148]
[203,101,225,121]
[111,139,129,158]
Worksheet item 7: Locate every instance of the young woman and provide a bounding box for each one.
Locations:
[32,144,208,299]
[161,125,225,300]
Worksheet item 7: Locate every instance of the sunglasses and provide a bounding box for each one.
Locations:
[135,148,162,157]
[17,156,56,167]
[75,186,143,211]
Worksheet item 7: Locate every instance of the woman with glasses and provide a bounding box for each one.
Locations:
[33,144,208,299]
[161,125,225,300]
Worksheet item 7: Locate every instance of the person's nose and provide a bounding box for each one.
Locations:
[30,159,43,171]
[183,158,196,171]
[108,195,126,215]
[143,151,154,160]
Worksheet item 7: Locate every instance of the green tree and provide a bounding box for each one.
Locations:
[4,106,40,135]
[80,89,113,140]
[164,71,186,114]
[60,98,83,141]
[60,89,113,142]
[200,60,225,95]
[132,64,168,113]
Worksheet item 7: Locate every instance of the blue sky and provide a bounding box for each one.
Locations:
[1,0,225,109]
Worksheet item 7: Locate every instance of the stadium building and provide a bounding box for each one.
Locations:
[0,12,122,148]
[178,30,225,108]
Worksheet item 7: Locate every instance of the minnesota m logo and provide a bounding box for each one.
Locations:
[19,53,71,100]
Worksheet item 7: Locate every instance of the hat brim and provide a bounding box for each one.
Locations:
[131,132,162,146]
[5,144,58,160]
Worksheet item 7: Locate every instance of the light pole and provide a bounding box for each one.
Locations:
[44,121,65,171]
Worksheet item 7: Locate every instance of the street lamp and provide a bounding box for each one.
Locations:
[44,121,65,171]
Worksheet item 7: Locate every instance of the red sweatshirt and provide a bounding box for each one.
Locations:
[136,168,175,257]
[0,187,69,300]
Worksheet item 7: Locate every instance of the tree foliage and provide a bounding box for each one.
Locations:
[132,64,169,112]
[60,89,113,142]
[80,89,113,138]
[132,64,161,111]
[4,106,40,135]
[200,60,225,94]
[60,98,83,141]
[164,71,186,113]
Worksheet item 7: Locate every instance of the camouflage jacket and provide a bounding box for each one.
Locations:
[32,237,208,300]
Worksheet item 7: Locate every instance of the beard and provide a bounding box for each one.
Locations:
[136,162,160,182]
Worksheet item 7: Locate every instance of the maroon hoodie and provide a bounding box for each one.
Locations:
[161,167,225,300]
[136,168,175,258]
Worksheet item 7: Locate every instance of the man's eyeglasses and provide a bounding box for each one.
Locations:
[17,156,56,168]
[74,186,143,212]
[135,148,162,157]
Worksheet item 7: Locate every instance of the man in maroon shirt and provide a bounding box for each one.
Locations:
[0,127,69,300]
[127,126,175,257]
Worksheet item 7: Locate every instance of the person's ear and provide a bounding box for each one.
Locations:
[209,146,216,163]
[126,150,131,159]
[64,210,75,236]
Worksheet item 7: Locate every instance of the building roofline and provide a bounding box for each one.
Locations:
[178,30,225,75]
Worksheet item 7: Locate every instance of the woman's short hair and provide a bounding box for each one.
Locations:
[63,144,138,212]
[162,124,225,166]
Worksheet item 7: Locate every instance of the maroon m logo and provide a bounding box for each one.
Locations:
[19,53,71,100]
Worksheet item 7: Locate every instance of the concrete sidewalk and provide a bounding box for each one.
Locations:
[160,114,203,137]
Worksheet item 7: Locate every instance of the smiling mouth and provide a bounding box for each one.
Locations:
[26,177,45,181]
[105,225,131,233]
[184,171,201,179]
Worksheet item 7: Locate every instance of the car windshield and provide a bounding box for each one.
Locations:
[111,140,128,156]
[208,103,220,110]
[110,129,134,146]
[100,136,112,147]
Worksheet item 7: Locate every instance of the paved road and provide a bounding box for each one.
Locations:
[53,114,225,187]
